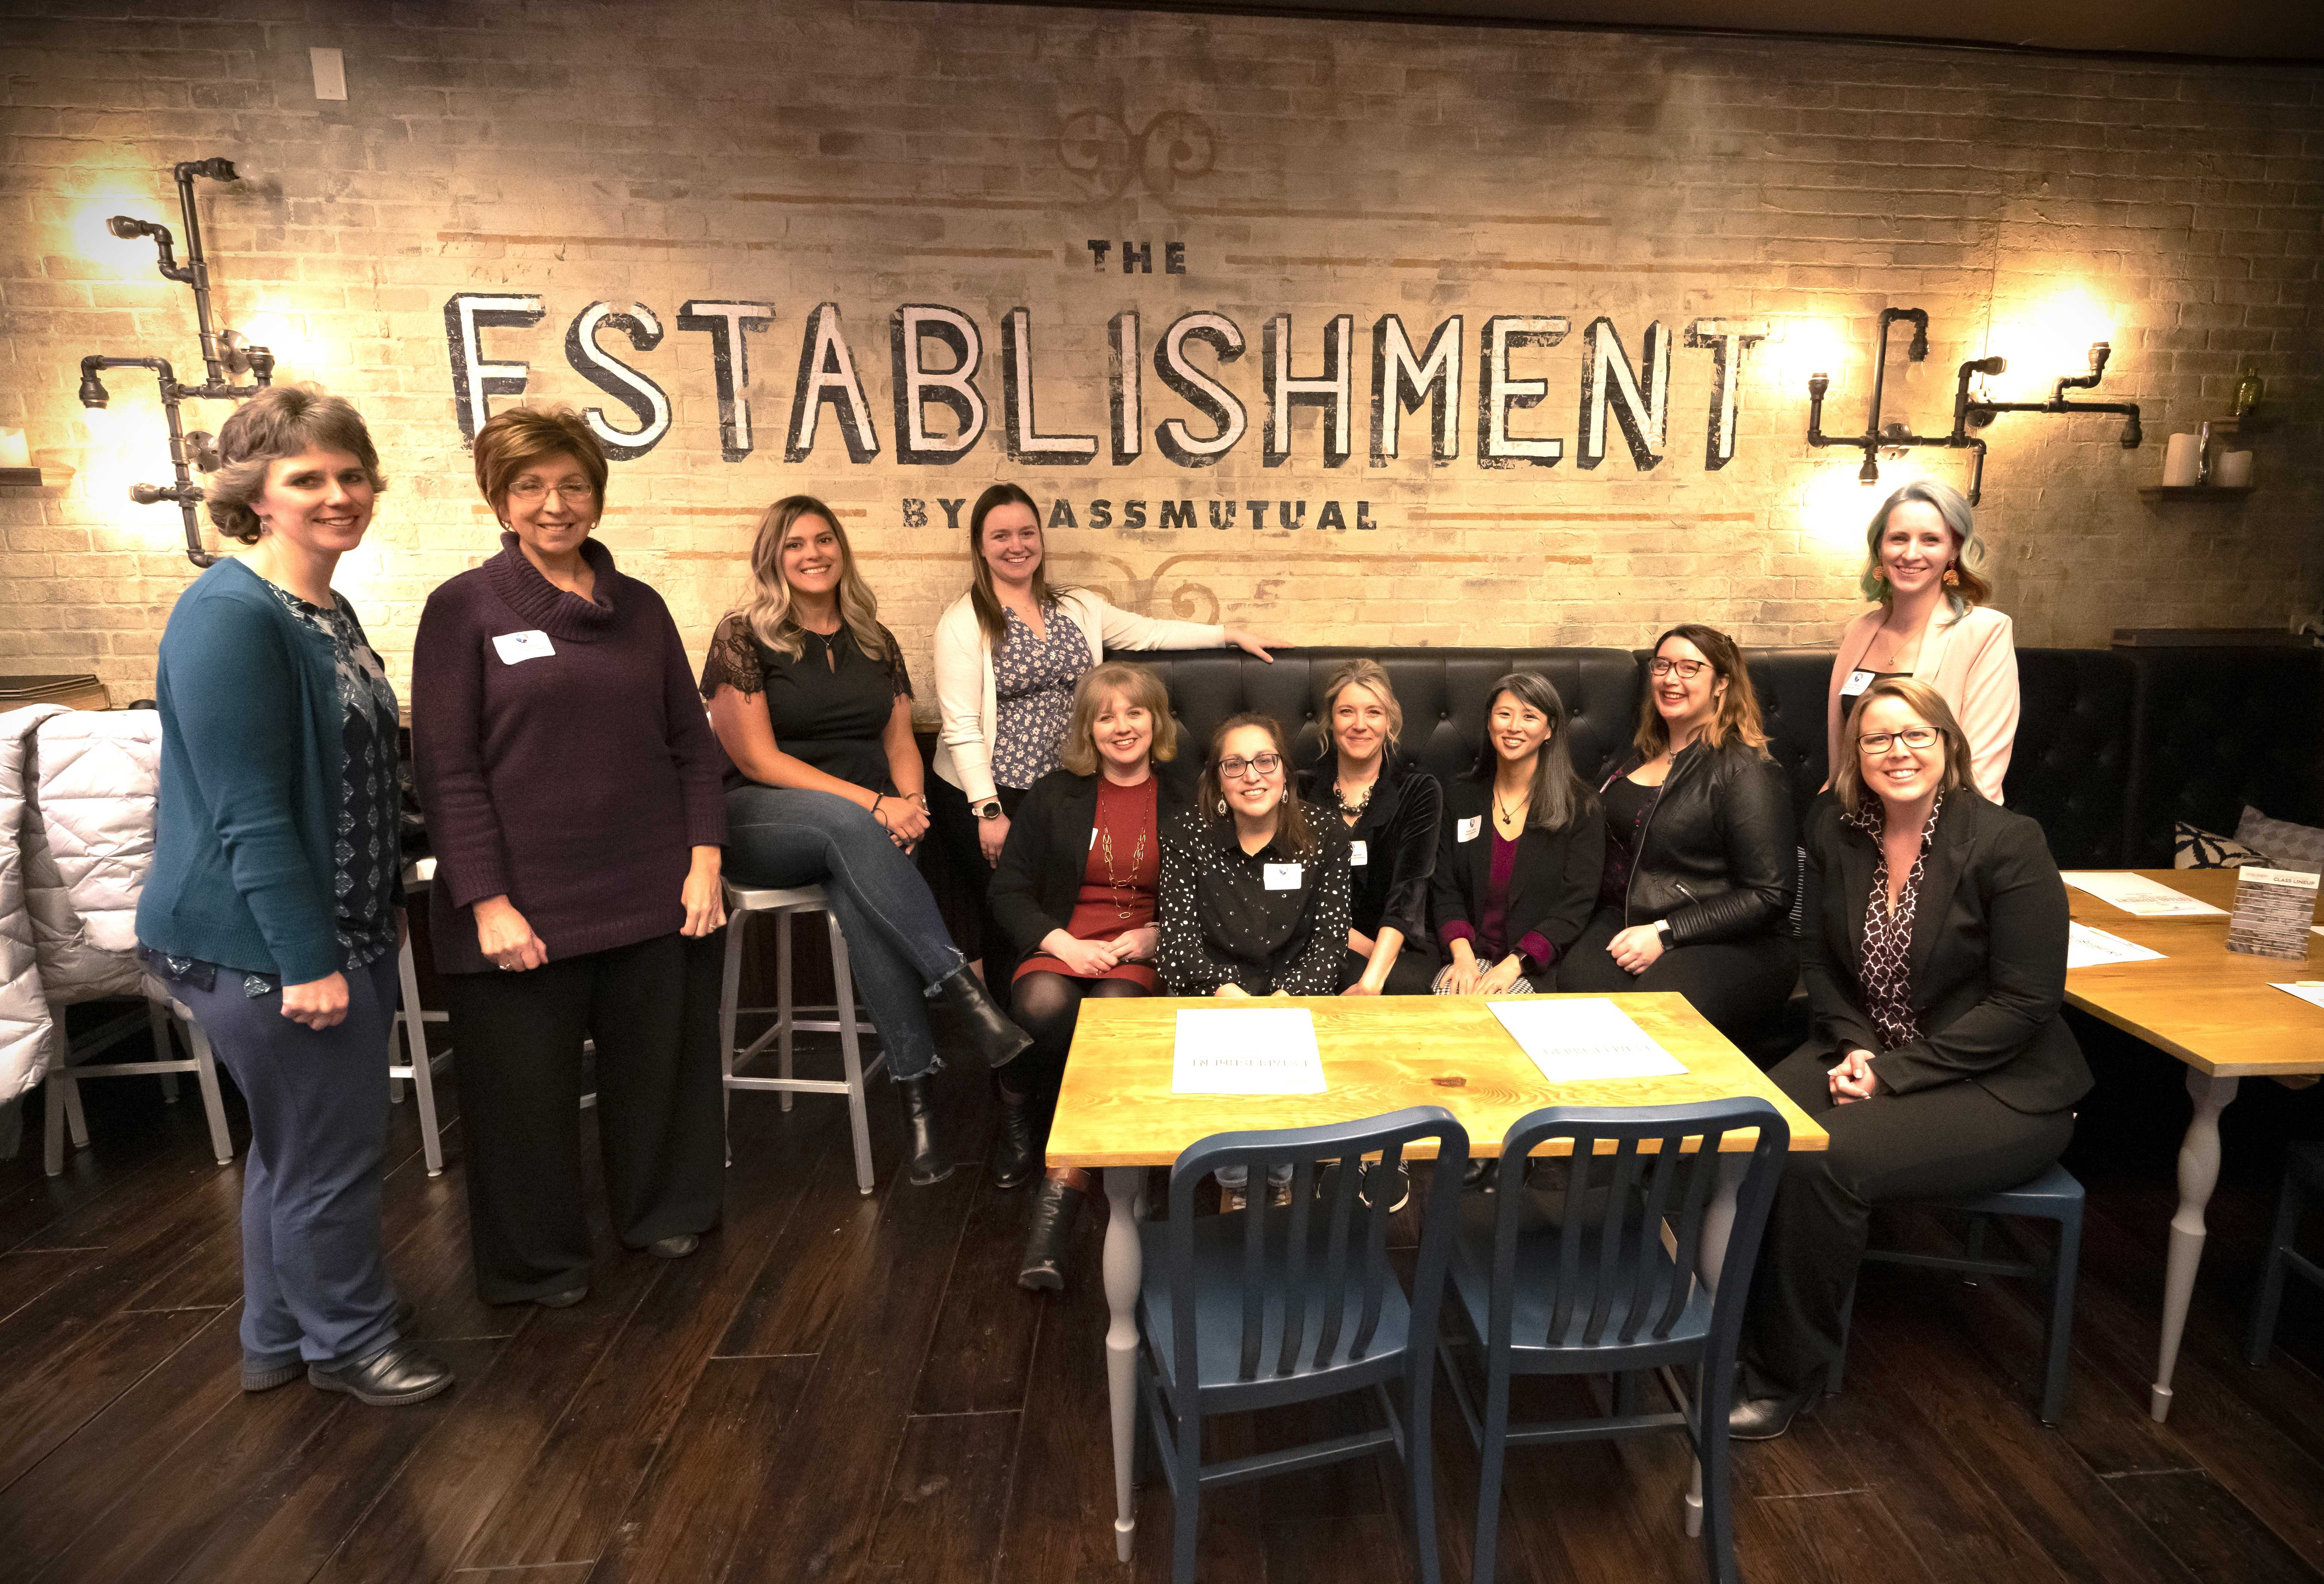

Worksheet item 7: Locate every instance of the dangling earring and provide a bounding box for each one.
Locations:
[1943,565,1961,587]
[1216,798,1228,816]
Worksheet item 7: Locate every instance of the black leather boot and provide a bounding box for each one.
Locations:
[992,1080,1039,1190]
[308,1340,456,1406]
[934,966,1035,1070]
[900,1075,954,1186]
[1018,1173,1086,1292]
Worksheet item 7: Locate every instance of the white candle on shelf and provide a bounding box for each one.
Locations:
[2216,450,2254,488]
[2161,432,2202,487]
[0,429,29,470]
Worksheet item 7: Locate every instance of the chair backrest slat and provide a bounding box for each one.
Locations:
[1624,1138,1686,1344]
[1239,1166,1268,1379]
[1311,1155,1361,1367]
[1581,1139,1645,1346]
[1275,1159,1317,1375]
[1352,1141,1400,1358]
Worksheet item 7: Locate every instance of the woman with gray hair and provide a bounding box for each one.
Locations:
[1823,478,2019,803]
[136,384,453,1407]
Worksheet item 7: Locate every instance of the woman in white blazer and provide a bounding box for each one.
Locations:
[1823,479,2019,804]
[929,483,1282,970]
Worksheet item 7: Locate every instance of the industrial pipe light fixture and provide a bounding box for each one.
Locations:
[1804,307,2141,505]
[71,156,275,566]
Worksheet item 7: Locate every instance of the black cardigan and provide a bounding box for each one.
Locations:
[987,762,1195,978]
[1601,736,1794,945]
[1800,790,2092,1116]
[1430,778,1605,973]
[1296,748,1444,949]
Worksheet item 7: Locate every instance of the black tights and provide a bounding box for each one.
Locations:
[1005,972,1149,1101]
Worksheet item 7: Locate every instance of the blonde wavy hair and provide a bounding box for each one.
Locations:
[1057,662,1178,777]
[735,495,890,663]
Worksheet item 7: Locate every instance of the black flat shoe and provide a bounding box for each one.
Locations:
[308,1340,455,1406]
[1727,1390,1817,1441]
[934,967,1035,1070]
[536,1283,589,1309]
[900,1075,955,1186]
[649,1233,699,1259]
[992,1081,1039,1190]
[1018,1175,1085,1291]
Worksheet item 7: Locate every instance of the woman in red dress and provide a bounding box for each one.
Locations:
[987,661,1190,1290]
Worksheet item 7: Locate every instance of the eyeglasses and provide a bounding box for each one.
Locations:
[1648,658,1711,680]
[1857,727,1939,754]
[509,480,597,503]
[1218,753,1283,781]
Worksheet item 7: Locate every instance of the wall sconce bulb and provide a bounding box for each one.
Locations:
[77,371,108,408]
[1858,455,1880,484]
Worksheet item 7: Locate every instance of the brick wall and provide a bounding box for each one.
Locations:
[4,0,2321,708]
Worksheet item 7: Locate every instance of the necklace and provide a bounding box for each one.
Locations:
[1335,776,1375,819]
[1098,790,1151,920]
[1493,787,1529,829]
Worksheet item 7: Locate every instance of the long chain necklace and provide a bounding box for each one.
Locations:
[1493,787,1529,831]
[1099,795,1150,920]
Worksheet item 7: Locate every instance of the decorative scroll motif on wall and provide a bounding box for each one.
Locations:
[1057,110,1218,202]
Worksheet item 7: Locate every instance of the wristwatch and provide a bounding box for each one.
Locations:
[975,799,1004,820]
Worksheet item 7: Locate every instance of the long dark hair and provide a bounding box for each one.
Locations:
[1469,672,1592,832]
[1632,623,1769,758]
[1199,713,1317,858]
[966,482,1070,646]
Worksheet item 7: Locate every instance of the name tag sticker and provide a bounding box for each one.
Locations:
[1349,840,1368,867]
[492,630,556,666]
[1840,669,1875,698]
[1090,828,1099,849]
[1263,863,1303,891]
[1457,816,1482,843]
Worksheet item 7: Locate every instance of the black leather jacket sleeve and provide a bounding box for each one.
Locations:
[1660,748,1796,947]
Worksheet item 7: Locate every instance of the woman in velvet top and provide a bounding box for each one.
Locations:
[413,406,728,1311]
[1430,672,1603,996]
[1298,659,1445,996]
[702,495,1031,1188]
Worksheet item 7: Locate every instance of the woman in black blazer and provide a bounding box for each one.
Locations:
[1431,672,1604,994]
[1560,623,1798,1044]
[988,661,1190,1291]
[1298,659,1445,995]
[1729,678,2090,1439]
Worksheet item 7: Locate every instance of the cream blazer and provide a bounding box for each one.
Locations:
[931,588,1223,802]
[1823,602,2019,803]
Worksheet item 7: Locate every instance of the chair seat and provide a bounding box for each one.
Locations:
[1930,1161,2084,1219]
[1448,1187,1711,1357]
[725,882,832,912]
[1138,1210,1410,1393]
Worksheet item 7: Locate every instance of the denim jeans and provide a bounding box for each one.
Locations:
[723,784,967,1080]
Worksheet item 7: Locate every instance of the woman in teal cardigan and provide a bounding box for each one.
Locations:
[137,386,452,1408]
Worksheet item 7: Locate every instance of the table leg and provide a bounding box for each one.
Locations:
[1103,1165,1144,1563]
[2151,1071,2240,1423]
[1684,1153,1750,1539]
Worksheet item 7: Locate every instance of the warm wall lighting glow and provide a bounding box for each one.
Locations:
[69,193,166,275]
[1988,287,2117,400]
[1772,319,1853,394]
[1801,455,1964,551]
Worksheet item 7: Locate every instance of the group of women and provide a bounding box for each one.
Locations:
[136,383,2087,1445]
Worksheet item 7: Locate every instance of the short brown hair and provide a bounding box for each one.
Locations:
[1833,677,1974,815]
[1056,662,1178,776]
[1318,658,1404,748]
[473,406,607,517]
[205,384,385,545]
[1633,623,1770,758]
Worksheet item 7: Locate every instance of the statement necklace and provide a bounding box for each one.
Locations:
[1099,793,1151,920]
[1334,773,1376,820]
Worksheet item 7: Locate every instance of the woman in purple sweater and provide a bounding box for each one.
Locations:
[412,408,729,1309]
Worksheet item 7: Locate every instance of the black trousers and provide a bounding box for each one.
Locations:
[1338,943,1439,996]
[1557,906,1799,1045]
[440,930,727,1304]
[927,777,1029,968]
[1738,1049,2075,1398]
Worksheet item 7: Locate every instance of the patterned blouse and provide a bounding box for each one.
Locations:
[1849,793,1944,1051]
[989,603,1094,791]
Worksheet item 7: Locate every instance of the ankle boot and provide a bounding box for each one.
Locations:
[992,1080,1039,1190]
[934,966,1035,1070]
[1018,1172,1085,1291]
[899,1075,954,1186]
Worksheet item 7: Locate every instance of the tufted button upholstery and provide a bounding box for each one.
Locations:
[2123,647,2324,865]
[2007,650,2135,868]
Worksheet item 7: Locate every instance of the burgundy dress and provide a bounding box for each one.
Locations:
[1013,777,1161,991]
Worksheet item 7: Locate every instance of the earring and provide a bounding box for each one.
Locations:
[1216,799,1228,816]
[1943,566,1961,587]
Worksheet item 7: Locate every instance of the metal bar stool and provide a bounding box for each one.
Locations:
[44,982,234,1176]
[388,857,453,1176]
[2246,1141,2323,1368]
[718,881,883,1195]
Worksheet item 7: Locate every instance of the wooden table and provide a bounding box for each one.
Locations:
[2062,868,2324,1423]
[1047,992,1830,1563]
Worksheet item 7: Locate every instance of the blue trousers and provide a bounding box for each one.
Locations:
[722,785,967,1080]
[172,952,403,1370]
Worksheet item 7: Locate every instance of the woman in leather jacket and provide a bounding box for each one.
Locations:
[1559,623,1799,1045]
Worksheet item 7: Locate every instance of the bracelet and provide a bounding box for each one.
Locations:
[870,794,887,823]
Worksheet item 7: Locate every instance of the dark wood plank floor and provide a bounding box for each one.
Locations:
[3,1014,2321,1584]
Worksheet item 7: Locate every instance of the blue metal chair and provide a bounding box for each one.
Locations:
[1833,1162,2084,1425]
[2247,1141,2323,1368]
[1135,1106,1469,1584]
[1437,1099,1789,1584]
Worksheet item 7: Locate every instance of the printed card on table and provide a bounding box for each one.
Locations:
[2227,867,2321,961]
[1488,997,1686,1083]
[1171,1008,1327,1095]
[2060,872,2224,917]
[2066,922,2165,971]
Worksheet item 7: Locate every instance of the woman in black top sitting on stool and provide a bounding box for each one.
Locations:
[1730,678,2089,1439]
[1560,623,1798,1046]
[1431,672,1604,997]
[702,496,1031,1188]
[1158,713,1352,1211]
[1299,659,1444,996]
[988,661,1190,1291]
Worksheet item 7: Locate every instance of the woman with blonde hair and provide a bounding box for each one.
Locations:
[1823,478,2018,802]
[1560,624,1798,1046]
[988,661,1192,1288]
[703,495,1030,1187]
[1298,659,1445,995]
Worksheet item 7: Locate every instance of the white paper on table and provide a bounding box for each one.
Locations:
[1171,1007,1327,1095]
[2270,982,2324,1012]
[2060,872,2225,917]
[2066,922,2166,970]
[1489,997,1687,1082]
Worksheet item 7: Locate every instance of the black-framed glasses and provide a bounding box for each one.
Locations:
[1648,658,1711,680]
[1857,727,1939,754]
[1218,753,1283,781]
